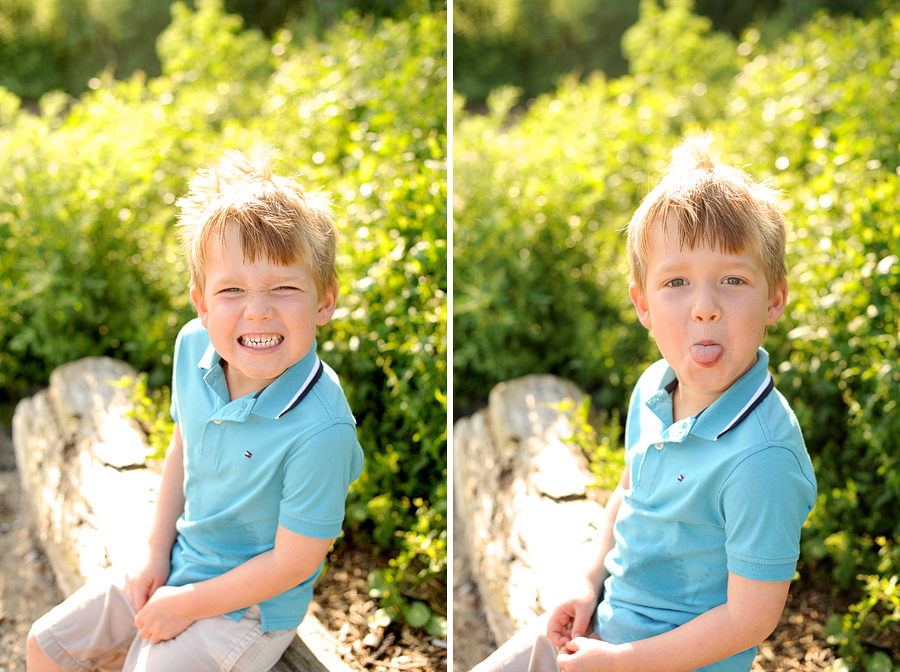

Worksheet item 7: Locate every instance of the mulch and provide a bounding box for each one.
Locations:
[313,541,448,672]
[753,579,848,671]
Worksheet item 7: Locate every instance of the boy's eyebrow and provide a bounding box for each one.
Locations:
[207,270,311,287]
[651,256,763,276]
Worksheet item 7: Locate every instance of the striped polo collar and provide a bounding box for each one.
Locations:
[257,354,324,419]
[690,347,776,441]
[198,341,324,419]
[649,348,776,442]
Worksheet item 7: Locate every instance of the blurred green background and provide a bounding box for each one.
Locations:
[0,0,430,101]
[454,0,900,667]
[1,0,446,639]
[454,0,889,106]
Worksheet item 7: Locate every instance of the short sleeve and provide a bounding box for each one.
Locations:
[721,447,817,582]
[279,422,363,539]
[169,326,186,424]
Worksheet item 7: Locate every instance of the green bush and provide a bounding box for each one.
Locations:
[0,0,446,633]
[0,0,439,102]
[453,0,636,103]
[455,0,899,666]
[0,0,172,100]
[452,0,895,107]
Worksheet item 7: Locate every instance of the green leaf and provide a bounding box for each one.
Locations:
[367,570,389,599]
[824,614,849,644]
[867,652,895,672]
[402,600,431,628]
[425,615,447,639]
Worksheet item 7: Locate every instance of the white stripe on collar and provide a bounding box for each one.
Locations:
[715,372,775,440]
[276,355,324,419]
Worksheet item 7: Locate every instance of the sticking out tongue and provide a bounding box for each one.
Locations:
[691,343,723,365]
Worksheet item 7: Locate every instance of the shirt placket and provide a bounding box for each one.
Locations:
[637,390,696,491]
[198,396,257,466]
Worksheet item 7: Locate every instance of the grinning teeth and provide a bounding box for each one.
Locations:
[240,335,283,348]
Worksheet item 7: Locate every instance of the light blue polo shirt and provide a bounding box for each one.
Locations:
[595,348,816,671]
[167,318,364,631]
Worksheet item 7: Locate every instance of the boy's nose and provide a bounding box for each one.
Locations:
[244,290,274,319]
[691,286,720,322]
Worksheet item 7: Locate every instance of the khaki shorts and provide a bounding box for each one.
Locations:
[31,566,296,672]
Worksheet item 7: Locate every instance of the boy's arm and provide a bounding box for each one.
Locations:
[132,423,185,610]
[557,573,790,672]
[547,465,629,646]
[134,523,332,642]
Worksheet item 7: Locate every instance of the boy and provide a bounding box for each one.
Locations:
[472,134,816,672]
[27,145,364,671]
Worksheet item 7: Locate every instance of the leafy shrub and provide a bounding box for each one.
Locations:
[455,0,899,666]
[453,0,636,103]
[0,0,438,102]
[561,396,625,494]
[0,0,172,100]
[120,373,175,462]
[453,0,893,107]
[0,0,446,633]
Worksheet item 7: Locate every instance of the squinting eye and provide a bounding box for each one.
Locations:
[723,277,743,285]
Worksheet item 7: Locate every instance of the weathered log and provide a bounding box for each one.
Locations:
[13,357,156,597]
[13,356,349,672]
[453,375,608,646]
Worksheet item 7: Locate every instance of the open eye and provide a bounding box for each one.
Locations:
[723,277,744,286]
[666,278,686,288]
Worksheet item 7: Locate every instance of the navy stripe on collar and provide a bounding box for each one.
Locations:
[715,372,775,440]
[275,356,324,419]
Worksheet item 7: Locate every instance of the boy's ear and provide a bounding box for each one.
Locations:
[316,280,338,326]
[629,282,653,330]
[191,285,210,329]
[766,279,789,325]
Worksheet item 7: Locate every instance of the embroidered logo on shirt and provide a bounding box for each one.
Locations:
[678,474,684,482]
[244,451,253,459]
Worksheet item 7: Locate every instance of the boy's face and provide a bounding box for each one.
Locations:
[629,214,787,418]
[191,223,337,400]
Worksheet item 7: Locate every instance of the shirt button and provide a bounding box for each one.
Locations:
[655,443,664,450]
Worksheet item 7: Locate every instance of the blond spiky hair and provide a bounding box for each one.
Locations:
[626,132,787,297]
[177,143,338,296]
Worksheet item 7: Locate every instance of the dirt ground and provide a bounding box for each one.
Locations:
[451,507,497,672]
[310,542,448,672]
[0,426,64,672]
[313,544,448,672]
[0,424,446,672]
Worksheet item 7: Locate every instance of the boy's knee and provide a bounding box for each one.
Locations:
[25,627,54,672]
[25,626,41,657]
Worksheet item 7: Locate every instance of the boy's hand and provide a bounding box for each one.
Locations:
[557,637,625,672]
[131,555,171,611]
[134,584,196,643]
[546,580,597,647]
